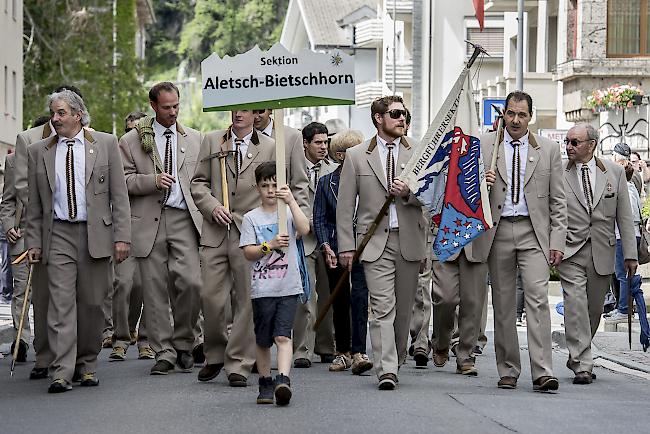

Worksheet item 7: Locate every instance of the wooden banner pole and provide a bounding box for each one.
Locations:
[273,108,288,234]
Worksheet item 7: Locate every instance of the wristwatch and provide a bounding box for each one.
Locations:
[261,241,272,255]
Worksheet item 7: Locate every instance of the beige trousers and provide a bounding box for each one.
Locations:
[409,244,433,353]
[363,231,419,378]
[46,221,110,381]
[488,218,554,381]
[200,227,255,377]
[138,208,201,365]
[112,256,149,350]
[558,241,610,374]
[432,251,488,365]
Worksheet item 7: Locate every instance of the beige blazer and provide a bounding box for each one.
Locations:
[0,153,25,255]
[563,157,637,275]
[269,125,310,215]
[15,123,54,208]
[336,136,426,262]
[119,123,203,258]
[303,158,338,255]
[191,128,275,248]
[473,131,567,263]
[25,130,131,263]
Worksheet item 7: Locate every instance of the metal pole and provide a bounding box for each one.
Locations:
[392,0,397,94]
[516,0,524,90]
[111,0,117,135]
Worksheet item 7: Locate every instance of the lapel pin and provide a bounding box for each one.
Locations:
[400,163,405,169]
[99,175,105,183]
[247,153,253,159]
[89,149,94,154]
[607,184,613,192]
[181,147,186,153]
[529,157,534,162]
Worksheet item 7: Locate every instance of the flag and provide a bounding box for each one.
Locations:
[401,67,492,262]
[473,0,485,31]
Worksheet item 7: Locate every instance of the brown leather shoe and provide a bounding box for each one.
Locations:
[497,376,517,389]
[432,349,449,367]
[572,371,593,385]
[197,363,223,382]
[533,375,559,392]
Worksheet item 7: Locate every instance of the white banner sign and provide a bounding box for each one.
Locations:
[201,43,355,111]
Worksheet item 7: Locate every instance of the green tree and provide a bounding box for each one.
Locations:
[23,0,145,132]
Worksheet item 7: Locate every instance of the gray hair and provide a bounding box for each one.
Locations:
[47,89,91,126]
[583,123,599,142]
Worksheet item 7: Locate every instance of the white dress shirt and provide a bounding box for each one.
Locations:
[231,129,253,161]
[576,157,596,201]
[501,129,530,217]
[153,120,187,209]
[376,135,401,229]
[54,129,87,221]
[260,119,274,137]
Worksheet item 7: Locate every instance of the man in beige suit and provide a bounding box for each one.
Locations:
[191,110,275,386]
[118,82,202,375]
[559,123,637,384]
[293,122,337,368]
[409,219,433,366]
[26,89,131,393]
[337,96,426,390]
[481,91,567,392]
[14,86,82,380]
[0,152,30,362]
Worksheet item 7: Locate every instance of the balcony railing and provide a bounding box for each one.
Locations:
[385,0,413,15]
[355,18,383,48]
[356,82,392,108]
[384,61,413,89]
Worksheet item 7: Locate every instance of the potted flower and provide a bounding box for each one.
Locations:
[587,84,644,112]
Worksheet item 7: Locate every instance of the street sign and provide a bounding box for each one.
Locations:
[201,43,355,112]
[481,97,506,129]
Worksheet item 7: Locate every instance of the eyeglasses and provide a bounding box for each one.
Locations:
[563,138,594,147]
[385,109,407,119]
[252,109,267,115]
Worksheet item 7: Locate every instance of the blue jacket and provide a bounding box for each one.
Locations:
[313,168,341,253]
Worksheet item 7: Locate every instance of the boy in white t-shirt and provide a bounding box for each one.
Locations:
[240,161,310,406]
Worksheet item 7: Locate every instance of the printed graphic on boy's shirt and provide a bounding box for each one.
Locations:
[252,223,288,280]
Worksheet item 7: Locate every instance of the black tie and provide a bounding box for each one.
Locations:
[312,162,321,189]
[234,139,244,175]
[511,140,521,205]
[581,165,593,215]
[65,139,77,221]
[162,129,173,205]
[386,142,395,188]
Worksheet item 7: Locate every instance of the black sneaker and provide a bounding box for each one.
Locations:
[29,367,48,380]
[176,351,194,373]
[80,372,100,387]
[150,359,174,375]
[11,340,28,363]
[48,379,72,393]
[274,374,292,406]
[413,350,429,368]
[257,376,274,404]
[197,363,223,382]
[192,344,205,365]
[293,358,312,368]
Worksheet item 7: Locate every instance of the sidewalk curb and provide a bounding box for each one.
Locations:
[552,329,650,374]
[0,324,14,347]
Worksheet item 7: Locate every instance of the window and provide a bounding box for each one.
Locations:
[607,0,650,57]
[12,70,16,116]
[466,28,504,57]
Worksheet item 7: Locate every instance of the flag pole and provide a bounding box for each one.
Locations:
[314,46,487,330]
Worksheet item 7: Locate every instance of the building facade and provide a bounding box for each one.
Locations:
[0,0,23,162]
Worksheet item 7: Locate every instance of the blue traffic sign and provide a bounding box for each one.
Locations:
[482,97,506,127]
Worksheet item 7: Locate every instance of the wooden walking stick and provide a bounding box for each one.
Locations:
[10,263,34,377]
[218,151,232,233]
[488,105,504,192]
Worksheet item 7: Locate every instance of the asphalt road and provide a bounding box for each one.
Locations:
[1,331,650,434]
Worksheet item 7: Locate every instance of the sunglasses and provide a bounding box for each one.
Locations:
[385,109,407,119]
[252,109,267,115]
[563,138,594,147]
